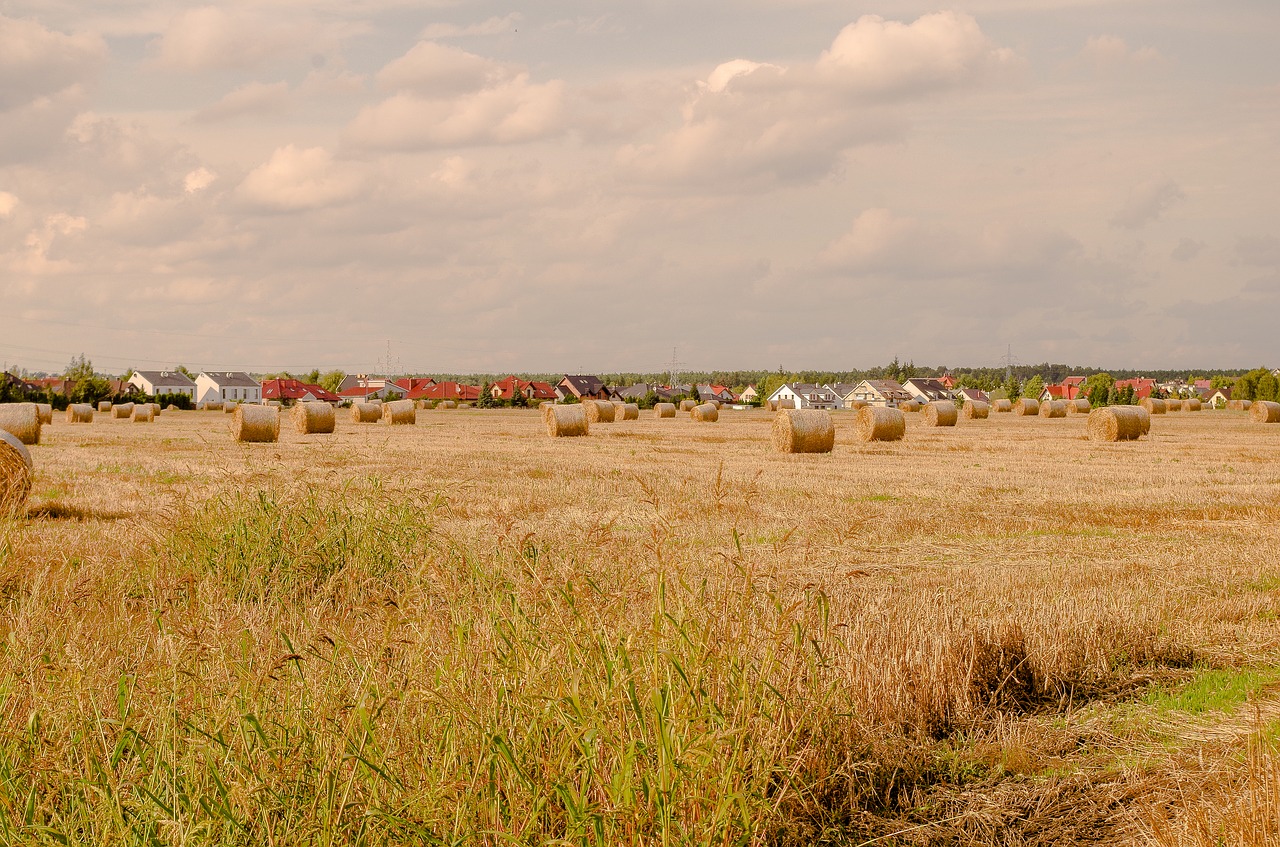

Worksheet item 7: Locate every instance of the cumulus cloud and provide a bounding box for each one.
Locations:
[0,15,107,110]
[193,81,290,123]
[237,145,364,211]
[184,167,217,193]
[376,42,513,96]
[1111,177,1184,229]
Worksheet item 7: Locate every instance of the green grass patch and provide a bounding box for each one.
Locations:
[1143,667,1280,717]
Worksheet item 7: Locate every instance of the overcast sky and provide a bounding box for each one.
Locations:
[2,1,1277,376]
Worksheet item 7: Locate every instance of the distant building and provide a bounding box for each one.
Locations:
[129,370,196,398]
[195,372,261,404]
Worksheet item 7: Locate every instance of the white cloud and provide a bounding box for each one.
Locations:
[149,6,329,71]
[419,14,521,40]
[1111,177,1184,229]
[376,42,513,96]
[0,15,106,110]
[184,167,217,194]
[237,145,364,211]
[1079,35,1160,68]
[0,192,17,217]
[193,81,291,123]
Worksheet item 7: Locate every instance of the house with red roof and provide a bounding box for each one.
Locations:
[1113,378,1156,400]
[262,378,341,404]
[418,381,481,402]
[392,378,437,396]
[1042,376,1087,401]
[491,376,557,403]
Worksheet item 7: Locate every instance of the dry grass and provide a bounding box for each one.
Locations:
[0,409,1278,844]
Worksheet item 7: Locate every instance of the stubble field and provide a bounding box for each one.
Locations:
[2,405,1279,845]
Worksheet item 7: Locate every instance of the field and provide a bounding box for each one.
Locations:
[2,405,1279,845]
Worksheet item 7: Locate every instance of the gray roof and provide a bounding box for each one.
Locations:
[200,371,260,388]
[133,370,195,386]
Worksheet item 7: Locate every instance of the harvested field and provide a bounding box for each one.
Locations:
[1,408,1279,845]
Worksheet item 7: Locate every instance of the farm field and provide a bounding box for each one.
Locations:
[2,405,1280,845]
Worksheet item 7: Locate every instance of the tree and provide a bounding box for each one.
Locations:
[176,364,195,380]
[64,354,111,404]
[1022,375,1044,402]
[1082,373,1115,407]
[305,369,322,386]
[477,382,497,408]
[1002,374,1021,401]
[318,370,345,394]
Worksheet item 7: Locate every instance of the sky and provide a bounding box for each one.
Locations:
[2,1,1278,377]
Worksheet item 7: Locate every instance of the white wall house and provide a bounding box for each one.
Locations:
[848,379,913,408]
[195,372,262,404]
[129,370,196,398]
[767,383,839,410]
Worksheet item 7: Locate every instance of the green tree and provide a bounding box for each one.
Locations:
[305,369,322,386]
[318,370,345,394]
[1002,374,1021,401]
[1022,375,1044,402]
[1258,372,1280,403]
[1082,373,1115,407]
[64,354,111,404]
[477,382,496,408]
[176,364,195,380]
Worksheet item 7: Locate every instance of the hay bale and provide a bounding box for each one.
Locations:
[0,404,41,445]
[438,400,457,409]
[0,430,33,518]
[1251,401,1280,423]
[1244,400,1253,411]
[1014,398,1039,416]
[1182,398,1201,412]
[654,403,676,418]
[205,401,224,412]
[679,399,697,412]
[1227,399,1247,411]
[899,400,920,413]
[35,404,52,425]
[224,403,238,414]
[922,401,958,427]
[381,399,416,425]
[130,404,154,423]
[583,400,616,423]
[618,403,640,421]
[992,399,1012,413]
[1165,398,1181,412]
[709,400,723,410]
[231,404,279,443]
[1140,398,1166,414]
[111,402,134,419]
[149,403,162,416]
[458,403,472,409]
[1038,400,1067,418]
[854,406,905,442]
[849,399,868,410]
[1087,406,1149,441]
[97,400,112,413]
[265,400,282,408]
[351,403,381,423]
[1066,399,1091,414]
[66,403,94,424]
[294,402,336,434]
[961,400,990,420]
[764,400,778,412]
[165,404,180,412]
[546,404,588,437]
[692,403,719,422]
[776,398,796,410]
[772,409,834,453]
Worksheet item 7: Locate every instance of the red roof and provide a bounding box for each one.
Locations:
[339,386,382,399]
[262,378,340,403]
[527,381,556,400]
[393,377,437,393]
[1114,378,1155,400]
[418,381,481,401]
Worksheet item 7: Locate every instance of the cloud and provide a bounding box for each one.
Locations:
[237,145,364,211]
[149,6,328,71]
[1234,235,1280,267]
[1079,35,1160,68]
[419,14,521,40]
[193,81,291,123]
[0,192,17,217]
[184,167,217,194]
[0,15,107,110]
[1111,177,1184,229]
[376,42,513,96]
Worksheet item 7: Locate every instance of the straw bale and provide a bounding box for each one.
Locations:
[583,400,616,423]
[1038,400,1067,418]
[709,400,723,410]
[439,400,457,409]
[111,403,134,419]
[1087,406,1149,441]
[130,404,154,423]
[1182,398,1201,412]
[679,399,697,412]
[458,403,472,409]
[776,398,796,410]
[35,404,52,425]
[265,400,282,408]
[0,430,33,517]
[97,401,112,413]
[899,400,921,413]
[224,403,238,414]
[922,401,958,427]
[381,399,416,425]
[992,399,1013,413]
[772,409,834,453]
[1252,401,1280,423]
[231,404,279,443]
[1067,399,1091,414]
[618,403,639,421]
[206,401,224,412]
[1014,398,1039,416]
[294,402,336,434]
[351,403,381,423]
[853,406,905,442]
[149,403,162,416]
[692,403,719,422]
[165,404,180,412]
[1165,398,1181,412]
[66,404,94,424]
[655,403,677,418]
[1140,398,1166,414]
[546,404,589,437]
[0,404,41,445]
[849,399,868,410]
[1226,399,1248,411]
[1244,400,1253,411]
[961,400,990,420]
[765,400,778,412]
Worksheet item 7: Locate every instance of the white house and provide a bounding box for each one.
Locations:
[767,383,840,410]
[195,372,262,404]
[848,379,913,408]
[129,370,196,398]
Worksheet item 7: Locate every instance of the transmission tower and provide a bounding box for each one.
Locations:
[666,347,685,388]
[1000,344,1020,381]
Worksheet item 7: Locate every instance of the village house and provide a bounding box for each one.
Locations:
[738,385,759,404]
[261,378,341,405]
[847,379,913,408]
[129,370,196,398]
[491,376,556,403]
[195,372,261,404]
[954,387,990,405]
[767,383,840,410]
[1114,378,1156,400]
[417,381,481,403]
[1041,376,1086,401]
[823,384,860,407]
[902,378,951,404]
[1205,386,1233,408]
[556,375,610,402]
[696,384,736,403]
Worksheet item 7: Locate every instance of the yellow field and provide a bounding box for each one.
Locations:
[3,406,1280,844]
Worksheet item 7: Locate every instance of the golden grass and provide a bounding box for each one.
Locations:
[0,410,1277,844]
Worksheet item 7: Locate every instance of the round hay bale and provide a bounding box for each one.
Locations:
[1165,398,1181,412]
[618,403,640,421]
[1014,398,1039,416]
[66,403,94,424]
[130,404,154,423]
[1244,399,1253,411]
[709,400,723,410]
[458,403,472,409]
[1251,401,1280,423]
[691,403,719,422]
[0,404,41,445]
[678,399,697,412]
[165,404,179,412]
[224,403,238,414]
[764,400,778,412]
[206,401,224,412]
[583,400,616,423]
[546,404,588,437]
[294,402,336,434]
[438,400,457,409]
[1226,399,1246,411]
[992,399,1012,413]
[654,402,677,418]
[35,404,53,425]
[1066,399,1091,414]
[1182,398,1201,412]
[849,399,868,410]
[231,404,279,443]
[854,406,905,442]
[0,430,33,518]
[1140,398,1166,414]
[97,400,112,413]
[899,400,921,413]
[1087,406,1149,441]
[921,401,958,427]
[1038,400,1067,418]
[265,400,282,408]
[351,403,381,423]
[111,402,135,419]
[961,400,990,420]
[381,399,416,425]
[772,409,834,453]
